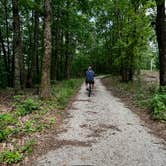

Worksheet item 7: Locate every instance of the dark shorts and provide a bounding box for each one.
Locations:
[85,79,94,84]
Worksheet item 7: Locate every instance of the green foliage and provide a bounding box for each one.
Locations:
[23,120,36,133]
[20,139,36,154]
[0,150,22,164]
[0,139,35,164]
[22,119,47,133]
[14,97,40,116]
[0,113,16,128]
[48,117,56,125]
[52,78,82,109]
[0,77,82,163]
[150,92,166,121]
[0,113,17,142]
[0,127,12,142]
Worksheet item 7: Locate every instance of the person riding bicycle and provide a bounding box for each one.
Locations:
[85,66,95,90]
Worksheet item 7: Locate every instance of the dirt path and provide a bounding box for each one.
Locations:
[32,77,166,166]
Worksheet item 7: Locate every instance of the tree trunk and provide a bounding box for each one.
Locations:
[12,0,21,90]
[64,31,70,79]
[40,0,52,98]
[0,29,9,85]
[4,2,12,87]
[51,9,60,81]
[27,10,39,87]
[155,0,166,86]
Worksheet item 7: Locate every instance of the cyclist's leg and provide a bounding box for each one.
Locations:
[85,79,88,90]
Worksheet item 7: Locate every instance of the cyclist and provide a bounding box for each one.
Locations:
[85,66,95,90]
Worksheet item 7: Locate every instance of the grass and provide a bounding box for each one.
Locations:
[52,78,83,109]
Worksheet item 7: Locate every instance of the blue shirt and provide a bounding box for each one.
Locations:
[86,69,95,81]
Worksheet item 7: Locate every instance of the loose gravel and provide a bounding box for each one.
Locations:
[32,77,166,166]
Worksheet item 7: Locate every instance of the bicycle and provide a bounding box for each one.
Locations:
[88,83,92,97]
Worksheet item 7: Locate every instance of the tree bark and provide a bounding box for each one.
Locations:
[0,29,9,84]
[12,0,21,90]
[12,0,26,90]
[51,8,60,81]
[4,1,12,87]
[27,10,39,87]
[64,31,70,79]
[40,0,52,98]
[155,0,166,86]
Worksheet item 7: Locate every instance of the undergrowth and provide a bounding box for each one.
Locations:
[103,76,166,122]
[52,78,83,109]
[150,87,166,121]
[0,78,83,164]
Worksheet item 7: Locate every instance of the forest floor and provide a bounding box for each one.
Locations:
[30,75,166,166]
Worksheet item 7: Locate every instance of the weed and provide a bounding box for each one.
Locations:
[0,113,16,128]
[52,78,82,109]
[0,114,17,142]
[0,139,36,164]
[20,139,36,154]
[23,120,36,133]
[0,150,22,164]
[15,97,40,116]
[49,117,56,125]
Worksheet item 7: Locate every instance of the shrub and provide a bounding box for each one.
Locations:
[0,114,17,142]
[150,93,166,120]
[0,127,12,141]
[52,78,82,109]
[15,97,40,116]
[0,114,16,128]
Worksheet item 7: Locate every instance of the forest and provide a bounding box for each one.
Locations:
[0,0,165,94]
[0,0,166,164]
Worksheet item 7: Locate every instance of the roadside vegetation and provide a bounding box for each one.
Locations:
[102,71,166,122]
[0,78,82,164]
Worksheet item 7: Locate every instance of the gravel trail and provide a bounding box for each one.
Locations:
[33,77,166,166]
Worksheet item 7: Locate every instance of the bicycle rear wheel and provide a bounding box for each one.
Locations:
[88,84,91,97]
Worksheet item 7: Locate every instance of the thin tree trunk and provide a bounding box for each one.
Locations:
[0,29,9,85]
[26,11,33,82]
[12,0,21,90]
[4,2,11,87]
[64,31,70,79]
[40,0,52,98]
[27,10,39,87]
[59,30,64,80]
[155,0,166,86]
[52,9,60,81]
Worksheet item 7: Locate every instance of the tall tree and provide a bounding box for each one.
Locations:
[51,0,61,81]
[27,7,40,87]
[155,0,166,86]
[40,0,52,98]
[12,0,25,90]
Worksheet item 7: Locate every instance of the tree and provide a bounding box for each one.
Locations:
[39,0,52,98]
[155,0,166,86]
[12,0,26,90]
[27,0,40,87]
